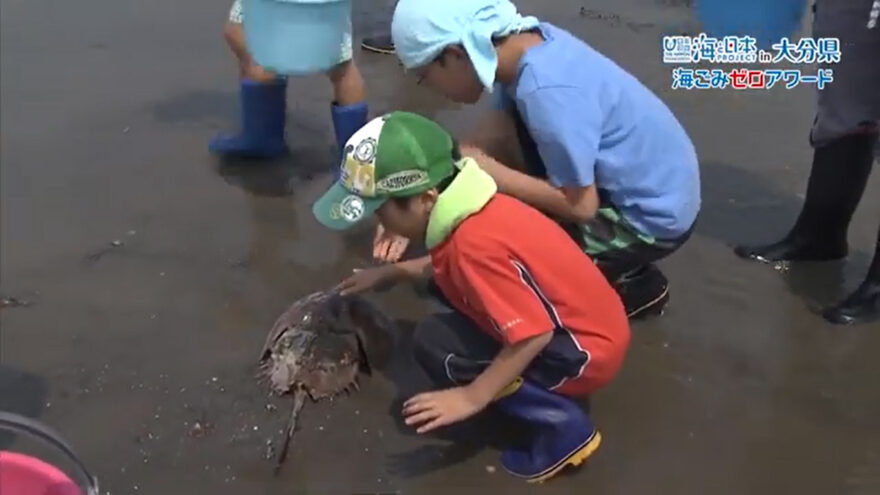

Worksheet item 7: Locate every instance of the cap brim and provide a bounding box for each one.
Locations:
[312,182,387,231]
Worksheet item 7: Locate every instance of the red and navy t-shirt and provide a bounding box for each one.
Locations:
[429,194,631,396]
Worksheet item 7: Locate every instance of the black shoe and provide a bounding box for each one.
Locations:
[822,226,880,325]
[360,34,395,54]
[734,132,877,264]
[733,237,847,263]
[823,280,880,325]
[616,265,670,320]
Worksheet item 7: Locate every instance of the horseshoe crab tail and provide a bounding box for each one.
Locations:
[273,387,307,475]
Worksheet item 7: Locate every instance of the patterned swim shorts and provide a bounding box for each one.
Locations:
[227,0,352,64]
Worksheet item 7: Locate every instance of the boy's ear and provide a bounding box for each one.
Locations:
[422,189,440,206]
[444,45,468,62]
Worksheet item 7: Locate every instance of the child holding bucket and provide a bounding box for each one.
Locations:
[386,0,702,320]
[312,111,630,482]
[209,0,369,161]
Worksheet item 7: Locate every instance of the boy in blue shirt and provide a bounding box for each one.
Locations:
[389,0,701,318]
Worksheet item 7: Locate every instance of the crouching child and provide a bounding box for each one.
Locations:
[390,0,702,319]
[312,111,630,482]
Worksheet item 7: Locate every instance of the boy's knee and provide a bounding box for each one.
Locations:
[244,63,277,83]
[222,22,240,46]
[326,59,357,83]
[459,143,482,158]
[411,319,442,370]
[412,317,469,387]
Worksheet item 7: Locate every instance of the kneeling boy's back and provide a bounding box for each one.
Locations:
[432,193,629,396]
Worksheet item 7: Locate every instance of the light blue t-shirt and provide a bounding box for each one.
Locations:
[495,23,701,240]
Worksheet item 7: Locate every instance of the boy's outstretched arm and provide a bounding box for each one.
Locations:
[467,331,552,402]
[337,255,431,295]
[464,109,531,174]
[463,145,599,223]
[464,85,606,223]
[390,255,433,279]
[403,331,552,434]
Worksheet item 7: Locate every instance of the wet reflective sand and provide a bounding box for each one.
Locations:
[2,0,878,493]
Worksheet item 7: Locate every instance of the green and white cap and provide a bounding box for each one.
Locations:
[312,111,456,230]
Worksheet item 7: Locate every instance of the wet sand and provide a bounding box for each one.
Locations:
[2,0,879,493]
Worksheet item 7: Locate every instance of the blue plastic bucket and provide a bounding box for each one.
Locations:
[242,0,351,75]
[695,0,808,49]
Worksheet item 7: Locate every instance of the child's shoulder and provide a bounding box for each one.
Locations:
[445,196,514,249]
[448,194,556,251]
[515,23,621,94]
[528,23,598,62]
[462,193,530,226]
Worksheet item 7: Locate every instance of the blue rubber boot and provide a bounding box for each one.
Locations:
[209,77,288,158]
[330,101,369,172]
[493,378,601,483]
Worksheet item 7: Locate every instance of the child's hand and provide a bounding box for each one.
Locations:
[402,386,488,434]
[336,266,394,296]
[373,224,409,263]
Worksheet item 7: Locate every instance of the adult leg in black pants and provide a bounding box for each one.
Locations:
[734,0,879,325]
[823,225,880,325]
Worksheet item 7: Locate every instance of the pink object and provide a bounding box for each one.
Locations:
[0,451,83,495]
[0,411,98,495]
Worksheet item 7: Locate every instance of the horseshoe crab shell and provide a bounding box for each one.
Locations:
[257,290,395,470]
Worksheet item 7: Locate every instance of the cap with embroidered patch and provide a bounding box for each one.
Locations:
[312,111,456,230]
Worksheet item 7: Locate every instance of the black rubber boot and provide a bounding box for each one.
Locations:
[734,133,876,263]
[615,264,670,320]
[822,226,880,326]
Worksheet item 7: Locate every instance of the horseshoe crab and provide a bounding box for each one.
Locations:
[257,290,394,471]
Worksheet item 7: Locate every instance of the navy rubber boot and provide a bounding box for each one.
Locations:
[330,101,369,170]
[493,378,601,483]
[209,77,288,158]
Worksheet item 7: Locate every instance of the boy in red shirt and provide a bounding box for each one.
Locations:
[312,111,630,483]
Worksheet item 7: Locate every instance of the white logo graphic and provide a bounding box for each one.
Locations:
[353,138,377,163]
[339,195,365,222]
[377,170,429,193]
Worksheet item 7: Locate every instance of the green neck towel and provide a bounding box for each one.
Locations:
[425,157,497,249]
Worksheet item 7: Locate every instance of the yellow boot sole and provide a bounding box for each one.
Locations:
[508,430,603,484]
